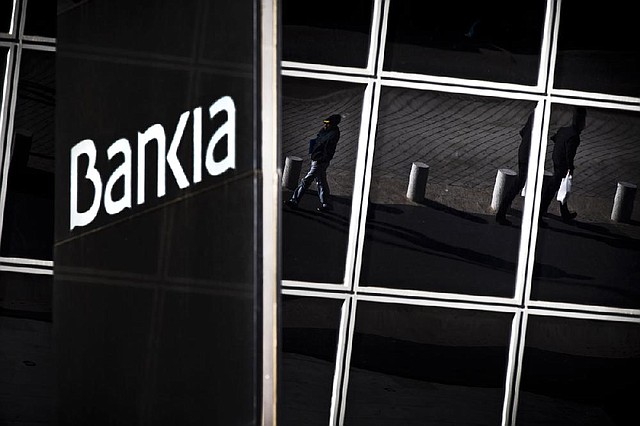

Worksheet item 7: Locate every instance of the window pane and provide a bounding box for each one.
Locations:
[0,0,14,33]
[384,0,546,85]
[281,77,365,283]
[533,106,640,309]
[0,46,8,93]
[280,296,343,426]
[0,270,52,317]
[1,49,55,260]
[360,87,536,297]
[0,272,54,425]
[148,289,256,424]
[554,2,640,97]
[345,302,513,425]
[517,316,640,426]
[57,0,197,58]
[282,0,373,68]
[24,0,56,38]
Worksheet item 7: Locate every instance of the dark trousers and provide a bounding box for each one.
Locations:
[496,163,528,218]
[540,166,570,215]
[291,160,330,205]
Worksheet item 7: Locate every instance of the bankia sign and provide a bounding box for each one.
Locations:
[68,96,237,229]
[54,1,261,424]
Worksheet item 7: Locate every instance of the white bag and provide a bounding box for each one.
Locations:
[556,171,572,203]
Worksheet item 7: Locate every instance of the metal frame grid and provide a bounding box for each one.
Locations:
[1,0,639,423]
[281,0,640,425]
[0,0,55,275]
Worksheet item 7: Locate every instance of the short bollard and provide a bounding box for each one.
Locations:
[282,156,303,190]
[611,181,637,222]
[491,168,517,210]
[406,162,429,202]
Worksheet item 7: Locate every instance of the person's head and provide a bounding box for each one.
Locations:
[572,107,587,132]
[323,114,342,128]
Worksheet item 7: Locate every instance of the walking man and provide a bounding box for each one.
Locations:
[539,106,587,222]
[285,114,342,212]
[496,111,534,225]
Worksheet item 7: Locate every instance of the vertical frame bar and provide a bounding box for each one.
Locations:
[261,0,279,424]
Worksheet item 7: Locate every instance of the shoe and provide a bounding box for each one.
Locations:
[284,199,298,209]
[495,215,512,226]
[559,202,577,222]
[317,204,333,212]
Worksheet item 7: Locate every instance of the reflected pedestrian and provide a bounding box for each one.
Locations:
[284,114,341,212]
[539,106,587,223]
[496,111,534,226]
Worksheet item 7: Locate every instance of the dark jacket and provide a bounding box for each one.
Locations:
[551,124,581,173]
[517,112,534,165]
[310,126,340,163]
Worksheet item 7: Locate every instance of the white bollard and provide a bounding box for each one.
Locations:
[282,156,303,190]
[491,168,517,210]
[611,182,637,222]
[406,162,430,202]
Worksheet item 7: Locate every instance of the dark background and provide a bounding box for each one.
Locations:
[54,1,261,424]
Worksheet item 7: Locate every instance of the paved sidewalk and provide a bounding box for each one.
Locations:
[282,188,640,308]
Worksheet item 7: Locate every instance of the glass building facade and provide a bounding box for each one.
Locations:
[280,0,640,425]
[1,0,639,425]
[0,1,55,421]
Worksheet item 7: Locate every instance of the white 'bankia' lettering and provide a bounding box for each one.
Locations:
[193,107,203,184]
[104,138,131,215]
[69,96,237,230]
[70,139,103,230]
[206,96,236,176]
[137,123,165,205]
[168,110,190,190]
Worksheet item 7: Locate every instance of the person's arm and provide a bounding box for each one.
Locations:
[566,135,580,175]
[324,131,339,161]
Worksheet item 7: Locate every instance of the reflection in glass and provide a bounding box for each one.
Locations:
[533,106,640,309]
[360,87,535,297]
[0,270,52,318]
[24,0,56,38]
[517,316,640,426]
[345,302,512,425]
[1,0,14,33]
[384,0,546,85]
[282,0,373,68]
[0,49,54,259]
[281,77,364,283]
[0,46,7,95]
[0,273,53,425]
[56,1,197,58]
[554,2,640,97]
[280,295,343,426]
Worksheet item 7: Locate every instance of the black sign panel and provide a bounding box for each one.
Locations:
[55,1,260,424]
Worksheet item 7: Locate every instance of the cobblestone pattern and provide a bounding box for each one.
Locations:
[283,86,640,204]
